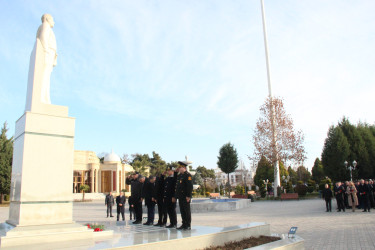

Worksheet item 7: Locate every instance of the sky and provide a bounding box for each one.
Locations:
[1,0,375,172]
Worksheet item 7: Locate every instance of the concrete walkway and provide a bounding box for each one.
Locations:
[1,199,374,249]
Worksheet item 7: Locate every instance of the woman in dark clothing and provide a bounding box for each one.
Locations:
[322,184,333,212]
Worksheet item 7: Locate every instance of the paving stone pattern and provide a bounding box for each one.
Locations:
[1,199,375,249]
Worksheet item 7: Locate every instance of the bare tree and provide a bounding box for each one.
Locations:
[251,97,306,184]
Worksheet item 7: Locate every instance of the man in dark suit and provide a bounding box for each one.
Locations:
[154,172,167,227]
[105,191,114,217]
[164,166,178,228]
[142,176,157,225]
[334,182,345,212]
[126,172,143,224]
[174,160,193,230]
[116,191,126,221]
[358,179,371,212]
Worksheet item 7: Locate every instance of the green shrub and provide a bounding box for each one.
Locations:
[4,194,9,201]
[295,184,308,196]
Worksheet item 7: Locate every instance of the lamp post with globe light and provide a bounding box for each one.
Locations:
[344,160,357,182]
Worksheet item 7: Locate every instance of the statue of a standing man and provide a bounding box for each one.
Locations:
[37,14,57,104]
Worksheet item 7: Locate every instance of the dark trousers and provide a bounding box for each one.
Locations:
[166,201,177,225]
[157,200,167,225]
[134,201,143,221]
[117,205,125,220]
[325,199,332,211]
[361,194,370,211]
[129,206,135,220]
[146,202,155,223]
[336,197,345,211]
[107,205,113,216]
[178,198,191,227]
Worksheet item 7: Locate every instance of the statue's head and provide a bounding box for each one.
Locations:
[41,14,54,28]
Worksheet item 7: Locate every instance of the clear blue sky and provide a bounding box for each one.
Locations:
[1,0,375,171]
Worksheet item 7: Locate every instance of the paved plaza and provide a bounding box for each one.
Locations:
[1,198,375,249]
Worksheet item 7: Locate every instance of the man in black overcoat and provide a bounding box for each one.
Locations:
[116,191,126,221]
[142,176,157,225]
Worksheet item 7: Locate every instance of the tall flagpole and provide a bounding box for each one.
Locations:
[260,0,280,197]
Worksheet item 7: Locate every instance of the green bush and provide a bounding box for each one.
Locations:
[4,194,9,201]
[235,185,244,195]
[251,185,256,191]
[295,184,308,196]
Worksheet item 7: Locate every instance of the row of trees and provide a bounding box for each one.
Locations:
[320,118,375,182]
[253,156,311,187]
[0,122,13,203]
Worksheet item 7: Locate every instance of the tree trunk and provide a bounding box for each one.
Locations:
[0,193,3,204]
[227,173,230,198]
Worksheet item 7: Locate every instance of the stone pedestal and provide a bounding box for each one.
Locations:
[0,107,106,247]
[8,108,74,226]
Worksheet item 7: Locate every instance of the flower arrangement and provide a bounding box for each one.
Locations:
[87,223,105,232]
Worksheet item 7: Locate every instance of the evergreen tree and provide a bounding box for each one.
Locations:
[296,166,311,183]
[253,156,273,187]
[357,123,375,178]
[150,151,167,176]
[338,118,370,179]
[192,171,203,186]
[287,166,298,184]
[311,158,325,182]
[217,142,239,193]
[321,126,350,181]
[0,122,13,203]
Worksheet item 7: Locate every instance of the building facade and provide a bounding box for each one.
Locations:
[215,168,254,188]
[73,150,135,195]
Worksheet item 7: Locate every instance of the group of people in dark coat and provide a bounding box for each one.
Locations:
[322,179,375,213]
[104,160,193,230]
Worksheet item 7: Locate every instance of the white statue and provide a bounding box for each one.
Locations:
[25,14,57,111]
[37,14,57,104]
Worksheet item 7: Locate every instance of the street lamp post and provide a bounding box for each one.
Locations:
[344,160,357,182]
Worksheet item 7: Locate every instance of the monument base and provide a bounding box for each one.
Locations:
[0,222,112,248]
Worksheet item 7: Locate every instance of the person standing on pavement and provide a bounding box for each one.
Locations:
[346,181,358,212]
[142,176,157,225]
[322,184,333,212]
[358,179,371,212]
[174,160,193,230]
[164,166,178,228]
[367,180,375,208]
[154,172,167,227]
[105,191,114,218]
[126,172,144,224]
[334,182,345,212]
[116,191,126,221]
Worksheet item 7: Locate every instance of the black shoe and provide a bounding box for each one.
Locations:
[133,221,142,224]
[326,210,329,212]
[362,210,367,212]
[160,224,166,227]
[110,215,114,217]
[117,219,119,221]
[183,226,191,230]
[166,224,176,228]
[177,225,185,230]
[154,223,161,227]
[143,222,151,225]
